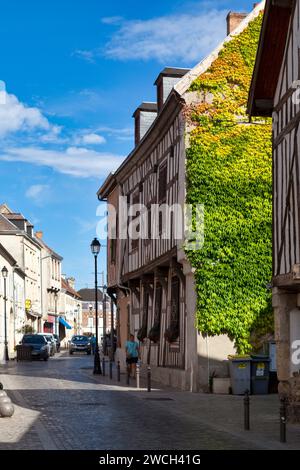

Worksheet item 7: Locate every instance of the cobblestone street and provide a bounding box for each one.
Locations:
[0,352,300,450]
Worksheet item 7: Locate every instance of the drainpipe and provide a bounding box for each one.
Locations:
[206,335,210,392]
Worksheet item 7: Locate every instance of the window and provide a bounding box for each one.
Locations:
[131,191,140,251]
[137,290,149,341]
[170,144,175,159]
[158,163,167,203]
[171,277,180,336]
[158,163,168,235]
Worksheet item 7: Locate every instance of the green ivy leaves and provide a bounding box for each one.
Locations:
[185,13,273,353]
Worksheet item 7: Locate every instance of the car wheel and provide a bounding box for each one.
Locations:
[43,356,49,361]
[87,351,91,355]
[69,351,73,355]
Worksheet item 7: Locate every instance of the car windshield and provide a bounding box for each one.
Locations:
[23,335,45,344]
[44,335,53,340]
[72,336,88,342]
[53,335,59,340]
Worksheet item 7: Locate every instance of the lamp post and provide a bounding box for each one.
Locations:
[77,303,81,334]
[1,266,9,361]
[103,284,107,356]
[54,291,58,336]
[90,238,102,375]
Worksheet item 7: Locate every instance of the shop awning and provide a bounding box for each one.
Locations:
[59,317,72,330]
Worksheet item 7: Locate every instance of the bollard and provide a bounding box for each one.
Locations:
[126,365,130,385]
[136,362,140,389]
[109,360,113,380]
[244,389,250,431]
[147,366,151,393]
[280,397,287,443]
[102,358,106,377]
[117,361,121,382]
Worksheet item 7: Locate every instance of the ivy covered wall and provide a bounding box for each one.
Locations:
[185,13,273,353]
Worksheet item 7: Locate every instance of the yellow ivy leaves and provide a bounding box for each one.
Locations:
[185,13,273,353]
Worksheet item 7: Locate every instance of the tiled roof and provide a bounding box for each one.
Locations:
[5,213,26,221]
[38,237,63,261]
[77,288,103,301]
[0,214,19,232]
[62,278,82,299]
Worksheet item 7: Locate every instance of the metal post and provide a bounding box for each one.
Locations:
[109,360,113,379]
[102,357,106,377]
[126,365,130,385]
[110,297,114,362]
[54,292,58,337]
[117,360,121,382]
[280,397,287,443]
[103,285,107,356]
[3,277,9,361]
[147,366,151,393]
[244,389,250,430]
[93,255,102,375]
[136,362,140,389]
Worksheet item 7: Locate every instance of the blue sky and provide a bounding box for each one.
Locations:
[0,0,257,289]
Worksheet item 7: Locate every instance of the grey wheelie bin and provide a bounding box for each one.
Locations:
[250,355,270,394]
[228,355,251,395]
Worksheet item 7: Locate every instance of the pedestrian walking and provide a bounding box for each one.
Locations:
[90,334,96,355]
[125,334,139,378]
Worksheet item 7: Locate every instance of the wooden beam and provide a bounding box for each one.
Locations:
[255,98,274,111]
[272,0,294,8]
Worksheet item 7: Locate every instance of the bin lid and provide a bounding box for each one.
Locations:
[251,354,270,362]
[228,354,251,361]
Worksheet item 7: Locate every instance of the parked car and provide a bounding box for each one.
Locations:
[53,334,61,352]
[69,335,91,355]
[37,333,56,356]
[21,334,50,361]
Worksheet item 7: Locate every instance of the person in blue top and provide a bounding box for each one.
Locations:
[90,334,96,354]
[125,334,140,378]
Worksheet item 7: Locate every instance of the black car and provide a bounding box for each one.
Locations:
[69,335,91,355]
[21,334,50,361]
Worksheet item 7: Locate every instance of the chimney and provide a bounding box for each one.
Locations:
[226,11,247,35]
[133,102,158,146]
[155,67,190,112]
[26,224,33,238]
[67,277,75,289]
[35,231,43,239]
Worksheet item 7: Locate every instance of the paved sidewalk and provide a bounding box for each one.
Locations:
[0,352,299,450]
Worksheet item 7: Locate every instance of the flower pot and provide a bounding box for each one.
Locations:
[0,402,14,417]
[0,396,12,404]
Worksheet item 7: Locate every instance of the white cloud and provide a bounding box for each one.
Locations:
[72,49,96,63]
[73,216,97,234]
[78,133,106,145]
[101,16,124,25]
[25,184,50,204]
[96,126,133,141]
[101,9,227,63]
[0,146,124,178]
[0,91,54,136]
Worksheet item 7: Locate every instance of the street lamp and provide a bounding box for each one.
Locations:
[1,266,9,361]
[103,284,107,356]
[77,303,80,334]
[54,290,58,336]
[90,238,102,375]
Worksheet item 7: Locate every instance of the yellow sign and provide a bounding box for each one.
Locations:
[25,299,32,310]
[238,363,247,369]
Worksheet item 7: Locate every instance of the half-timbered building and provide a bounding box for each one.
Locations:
[248,0,300,419]
[99,4,264,391]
